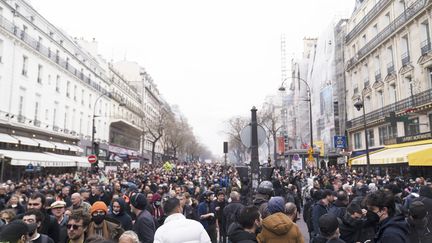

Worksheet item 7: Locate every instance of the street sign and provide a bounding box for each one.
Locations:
[240,124,266,148]
[88,154,97,164]
[334,136,347,148]
[293,153,299,161]
[25,163,34,172]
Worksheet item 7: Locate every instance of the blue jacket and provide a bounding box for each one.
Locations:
[374,215,410,243]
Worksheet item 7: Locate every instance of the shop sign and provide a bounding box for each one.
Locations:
[397,131,432,143]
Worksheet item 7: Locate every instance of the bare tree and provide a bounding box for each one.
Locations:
[143,108,168,165]
[260,104,283,165]
[225,116,249,164]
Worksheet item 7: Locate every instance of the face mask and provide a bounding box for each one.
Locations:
[92,215,105,224]
[113,211,120,215]
[155,201,161,207]
[369,210,381,222]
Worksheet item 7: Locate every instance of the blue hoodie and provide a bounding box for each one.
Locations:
[374,215,410,243]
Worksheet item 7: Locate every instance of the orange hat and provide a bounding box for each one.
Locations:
[90,201,108,214]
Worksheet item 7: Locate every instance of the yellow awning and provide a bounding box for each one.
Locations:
[408,147,432,166]
[350,143,432,166]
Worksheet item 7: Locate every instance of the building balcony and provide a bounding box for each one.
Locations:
[345,0,392,43]
[401,52,410,66]
[421,40,431,55]
[387,62,395,75]
[346,0,428,70]
[375,71,382,82]
[347,88,432,129]
[0,15,109,96]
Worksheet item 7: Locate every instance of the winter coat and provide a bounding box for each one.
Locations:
[134,209,156,243]
[87,219,124,241]
[328,200,347,219]
[312,235,346,243]
[374,215,410,243]
[154,213,211,243]
[407,217,432,243]
[228,223,258,243]
[257,212,304,243]
[311,200,329,236]
[223,201,245,233]
[339,211,377,243]
[108,198,133,230]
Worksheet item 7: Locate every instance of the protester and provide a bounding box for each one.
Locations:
[406,201,432,242]
[65,210,91,243]
[87,201,124,241]
[119,231,140,243]
[198,190,217,243]
[27,192,60,242]
[130,193,156,243]
[154,197,211,243]
[109,197,133,231]
[257,196,304,243]
[22,209,55,243]
[312,214,345,243]
[0,220,31,243]
[227,206,261,243]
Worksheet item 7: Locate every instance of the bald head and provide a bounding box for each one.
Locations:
[230,191,240,201]
[71,193,82,206]
[285,202,297,220]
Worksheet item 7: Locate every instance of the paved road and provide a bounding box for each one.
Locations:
[297,213,310,242]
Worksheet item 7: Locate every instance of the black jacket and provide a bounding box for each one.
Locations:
[407,217,432,243]
[223,201,244,233]
[374,215,410,243]
[109,198,133,230]
[339,211,378,243]
[133,209,155,243]
[39,212,60,243]
[227,223,258,243]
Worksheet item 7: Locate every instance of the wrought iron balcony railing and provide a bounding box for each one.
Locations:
[387,62,395,74]
[0,15,109,95]
[401,52,410,66]
[345,0,392,43]
[421,39,431,55]
[346,0,427,70]
[347,88,432,129]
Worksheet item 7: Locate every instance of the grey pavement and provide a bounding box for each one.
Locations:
[297,213,310,242]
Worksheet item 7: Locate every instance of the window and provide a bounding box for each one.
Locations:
[373,24,378,36]
[429,67,432,89]
[64,106,69,130]
[81,89,85,105]
[37,64,43,84]
[389,84,397,103]
[377,91,384,108]
[34,102,39,122]
[401,35,410,65]
[367,129,375,147]
[384,12,391,26]
[55,75,60,92]
[362,34,367,46]
[73,85,77,101]
[18,96,24,117]
[66,81,70,98]
[89,94,92,108]
[53,108,57,127]
[22,55,28,76]
[45,109,49,121]
[405,118,420,136]
[354,132,362,149]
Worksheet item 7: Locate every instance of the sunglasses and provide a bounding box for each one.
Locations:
[66,224,82,230]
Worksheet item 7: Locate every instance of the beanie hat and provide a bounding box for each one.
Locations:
[130,193,147,210]
[319,214,339,236]
[90,201,108,214]
[267,196,285,214]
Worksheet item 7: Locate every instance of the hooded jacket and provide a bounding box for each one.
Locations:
[374,215,410,243]
[339,211,377,243]
[257,212,304,243]
[109,198,133,230]
[407,216,432,243]
[228,223,258,243]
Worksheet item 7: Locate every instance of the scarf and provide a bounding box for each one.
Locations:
[87,221,110,240]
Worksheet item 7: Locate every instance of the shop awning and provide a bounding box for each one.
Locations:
[0,133,18,144]
[0,149,77,167]
[46,153,90,168]
[350,142,432,166]
[68,145,83,153]
[33,139,56,149]
[52,142,70,151]
[12,135,39,147]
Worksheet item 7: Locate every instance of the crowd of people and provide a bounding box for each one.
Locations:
[0,162,429,243]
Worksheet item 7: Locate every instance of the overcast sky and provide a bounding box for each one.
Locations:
[29,0,355,158]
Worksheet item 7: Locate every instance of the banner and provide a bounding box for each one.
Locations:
[277,137,285,154]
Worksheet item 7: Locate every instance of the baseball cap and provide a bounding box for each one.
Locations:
[0,220,33,241]
[319,214,339,236]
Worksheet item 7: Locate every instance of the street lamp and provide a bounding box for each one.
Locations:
[91,92,125,163]
[353,93,371,175]
[279,76,315,167]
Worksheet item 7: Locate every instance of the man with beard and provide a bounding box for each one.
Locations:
[87,201,124,241]
[27,192,60,242]
[227,206,261,243]
[65,210,91,243]
[23,209,55,243]
[69,193,91,214]
[109,198,133,231]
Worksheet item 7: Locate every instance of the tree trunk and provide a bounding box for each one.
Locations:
[151,142,156,166]
[273,132,278,166]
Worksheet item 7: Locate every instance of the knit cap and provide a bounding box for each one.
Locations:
[90,201,108,214]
